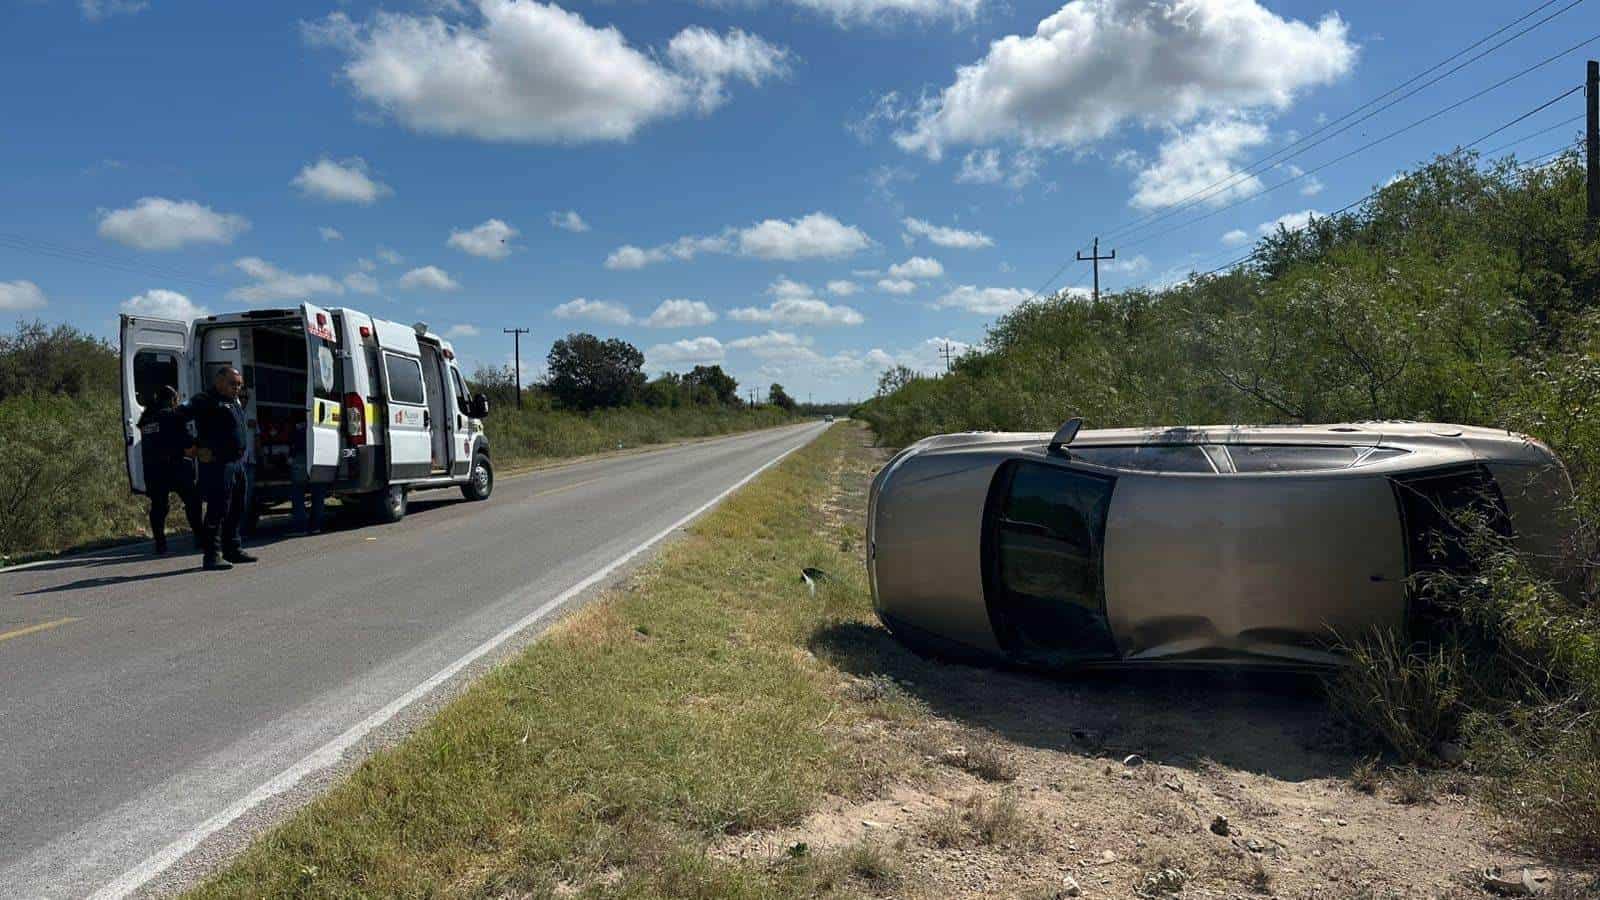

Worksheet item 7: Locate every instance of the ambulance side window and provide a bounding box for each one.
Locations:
[384,353,425,405]
[450,368,470,416]
[133,349,180,408]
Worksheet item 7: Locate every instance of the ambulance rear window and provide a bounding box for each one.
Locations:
[133,350,179,408]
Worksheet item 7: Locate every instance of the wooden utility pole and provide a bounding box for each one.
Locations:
[1587,59,1598,234]
[503,327,529,408]
[939,341,955,373]
[1076,236,1116,304]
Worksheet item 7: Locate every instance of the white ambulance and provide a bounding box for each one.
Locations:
[120,302,494,524]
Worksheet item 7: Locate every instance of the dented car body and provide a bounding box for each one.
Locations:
[866,422,1572,669]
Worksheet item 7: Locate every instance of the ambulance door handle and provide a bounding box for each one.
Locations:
[423,411,431,428]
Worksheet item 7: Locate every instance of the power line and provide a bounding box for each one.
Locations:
[0,232,234,292]
[1101,0,1590,244]
[1011,3,1592,312]
[1480,112,1588,155]
[1119,42,1599,251]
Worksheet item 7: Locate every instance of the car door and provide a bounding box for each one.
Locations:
[380,350,431,480]
[120,314,192,494]
[302,302,343,481]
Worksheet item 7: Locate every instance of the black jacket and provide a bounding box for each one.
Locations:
[188,390,247,465]
[137,406,193,467]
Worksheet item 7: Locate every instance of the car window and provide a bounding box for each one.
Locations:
[384,353,425,405]
[989,462,1118,661]
[450,367,471,411]
[1070,444,1214,473]
[1225,445,1361,472]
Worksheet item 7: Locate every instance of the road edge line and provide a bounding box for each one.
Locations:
[89,425,822,900]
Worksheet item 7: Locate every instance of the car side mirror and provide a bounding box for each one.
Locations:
[469,393,490,418]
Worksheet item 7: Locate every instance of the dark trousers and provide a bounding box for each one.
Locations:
[146,463,202,547]
[198,461,246,556]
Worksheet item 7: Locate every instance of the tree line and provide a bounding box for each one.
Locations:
[472,332,797,414]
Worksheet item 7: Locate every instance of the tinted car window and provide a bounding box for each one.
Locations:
[133,349,179,408]
[1226,445,1361,472]
[1071,445,1215,473]
[988,462,1118,662]
[384,353,425,405]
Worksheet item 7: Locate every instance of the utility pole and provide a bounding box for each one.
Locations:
[1587,59,1598,234]
[1076,236,1116,304]
[938,341,955,373]
[503,327,529,408]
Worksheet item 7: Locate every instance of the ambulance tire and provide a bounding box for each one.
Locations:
[370,484,407,524]
[461,453,493,501]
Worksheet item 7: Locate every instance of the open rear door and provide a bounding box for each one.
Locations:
[301,302,342,481]
[121,314,192,494]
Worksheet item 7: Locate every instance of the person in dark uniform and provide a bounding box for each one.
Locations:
[136,385,201,555]
[189,366,258,571]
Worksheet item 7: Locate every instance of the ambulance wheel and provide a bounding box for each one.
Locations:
[371,485,407,523]
[461,453,493,501]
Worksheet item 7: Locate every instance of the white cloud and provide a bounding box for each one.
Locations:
[902,217,993,249]
[646,336,725,367]
[121,288,207,320]
[376,246,404,265]
[665,26,791,112]
[645,299,717,328]
[398,265,462,291]
[955,147,1038,188]
[730,298,864,326]
[229,258,344,304]
[80,0,146,21]
[445,323,481,338]
[827,280,860,296]
[448,218,519,259]
[1221,229,1250,246]
[894,0,1355,159]
[550,210,590,232]
[1257,209,1321,236]
[97,197,249,251]
[1300,175,1325,196]
[292,157,393,205]
[356,257,377,272]
[933,284,1033,315]
[0,280,48,311]
[876,278,917,295]
[737,212,873,260]
[1103,253,1150,275]
[731,277,865,326]
[888,256,943,279]
[343,271,380,294]
[306,4,786,144]
[1129,116,1269,210]
[783,0,983,27]
[605,212,871,269]
[553,298,634,326]
[319,226,344,242]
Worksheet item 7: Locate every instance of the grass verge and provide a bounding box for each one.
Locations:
[188,422,913,898]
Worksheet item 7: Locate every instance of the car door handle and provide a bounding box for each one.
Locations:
[423,411,431,428]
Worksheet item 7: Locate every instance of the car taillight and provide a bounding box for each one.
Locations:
[344,392,366,446]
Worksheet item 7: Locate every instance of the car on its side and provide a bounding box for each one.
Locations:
[866,421,1572,670]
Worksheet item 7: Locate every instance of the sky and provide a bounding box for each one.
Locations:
[1,0,1593,402]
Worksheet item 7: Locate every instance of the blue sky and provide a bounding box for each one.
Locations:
[1,0,1593,401]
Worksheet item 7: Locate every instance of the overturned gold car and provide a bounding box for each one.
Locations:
[866,421,1571,669]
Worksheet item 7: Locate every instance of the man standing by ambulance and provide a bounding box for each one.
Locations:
[190,366,258,571]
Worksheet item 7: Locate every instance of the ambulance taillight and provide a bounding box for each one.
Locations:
[344,392,366,446]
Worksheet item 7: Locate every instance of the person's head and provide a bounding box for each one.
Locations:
[213,366,243,399]
[154,384,180,410]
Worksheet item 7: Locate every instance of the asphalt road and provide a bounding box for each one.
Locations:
[0,422,827,898]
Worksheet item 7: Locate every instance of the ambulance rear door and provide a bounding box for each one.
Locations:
[301,302,343,482]
[120,314,193,494]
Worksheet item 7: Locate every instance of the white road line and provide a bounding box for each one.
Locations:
[89,428,817,900]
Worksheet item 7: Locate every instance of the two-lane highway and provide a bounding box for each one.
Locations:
[0,422,827,898]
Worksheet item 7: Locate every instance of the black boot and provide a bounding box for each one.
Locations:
[223,549,258,564]
[203,554,233,571]
[153,536,168,555]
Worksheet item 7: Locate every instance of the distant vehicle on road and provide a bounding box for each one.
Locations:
[824,414,835,422]
[122,304,494,525]
[867,420,1571,670]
